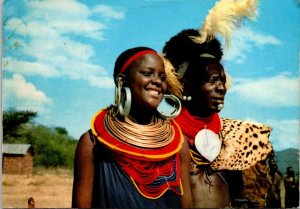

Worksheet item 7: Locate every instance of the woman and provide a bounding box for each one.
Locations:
[162,29,272,208]
[72,47,192,208]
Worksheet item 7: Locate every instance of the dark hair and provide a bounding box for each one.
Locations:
[287,166,295,177]
[113,47,156,84]
[163,29,224,85]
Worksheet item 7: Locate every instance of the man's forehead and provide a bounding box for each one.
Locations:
[207,68,225,76]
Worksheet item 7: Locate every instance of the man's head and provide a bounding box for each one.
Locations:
[163,29,227,116]
[268,158,278,172]
[286,166,295,178]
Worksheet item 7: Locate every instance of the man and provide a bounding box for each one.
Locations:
[163,28,273,208]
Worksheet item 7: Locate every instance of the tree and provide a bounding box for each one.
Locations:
[3,109,37,141]
[2,108,77,168]
[55,127,68,135]
[23,124,77,168]
[2,0,21,53]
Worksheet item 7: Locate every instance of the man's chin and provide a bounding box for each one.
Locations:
[210,106,222,113]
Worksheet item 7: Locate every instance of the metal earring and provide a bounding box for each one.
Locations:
[217,104,224,110]
[182,82,192,101]
[182,95,192,101]
[158,94,182,120]
[114,75,131,117]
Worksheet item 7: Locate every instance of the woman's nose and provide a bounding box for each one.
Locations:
[151,75,163,85]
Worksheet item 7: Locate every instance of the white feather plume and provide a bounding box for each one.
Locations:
[192,0,259,47]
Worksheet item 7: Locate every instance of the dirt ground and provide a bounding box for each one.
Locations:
[2,168,73,208]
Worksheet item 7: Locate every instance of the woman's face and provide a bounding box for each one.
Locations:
[189,64,227,116]
[125,54,167,111]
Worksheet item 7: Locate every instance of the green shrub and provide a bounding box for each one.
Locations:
[3,109,78,169]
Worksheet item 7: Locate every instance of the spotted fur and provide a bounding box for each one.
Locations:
[211,118,273,170]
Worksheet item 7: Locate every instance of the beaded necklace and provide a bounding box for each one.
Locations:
[91,107,183,199]
[104,109,175,148]
[175,107,222,163]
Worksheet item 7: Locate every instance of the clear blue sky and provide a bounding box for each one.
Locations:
[2,0,299,151]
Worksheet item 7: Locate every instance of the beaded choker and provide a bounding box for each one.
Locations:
[175,107,221,143]
[175,107,222,163]
[104,108,174,149]
[91,107,183,198]
[91,108,183,159]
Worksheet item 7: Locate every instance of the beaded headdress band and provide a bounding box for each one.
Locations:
[120,50,157,74]
[113,47,183,98]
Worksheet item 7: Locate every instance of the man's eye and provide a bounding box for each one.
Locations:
[208,78,217,83]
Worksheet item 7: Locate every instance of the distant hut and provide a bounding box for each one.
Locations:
[2,144,34,175]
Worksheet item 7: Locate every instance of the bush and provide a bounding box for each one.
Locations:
[22,125,77,168]
[3,109,77,168]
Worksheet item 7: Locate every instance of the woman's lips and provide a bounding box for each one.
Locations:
[147,89,160,96]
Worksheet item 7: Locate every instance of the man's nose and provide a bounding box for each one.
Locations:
[216,80,226,91]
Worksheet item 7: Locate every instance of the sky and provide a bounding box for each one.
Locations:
[2,0,299,152]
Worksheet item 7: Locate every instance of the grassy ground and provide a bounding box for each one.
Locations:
[2,168,73,208]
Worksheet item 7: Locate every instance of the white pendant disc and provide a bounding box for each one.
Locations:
[195,129,221,162]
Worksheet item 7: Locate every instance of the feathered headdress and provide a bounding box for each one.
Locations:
[191,0,259,47]
[164,0,259,97]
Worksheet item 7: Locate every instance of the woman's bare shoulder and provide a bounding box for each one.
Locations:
[75,131,94,159]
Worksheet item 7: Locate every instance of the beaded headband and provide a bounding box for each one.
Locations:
[120,50,157,74]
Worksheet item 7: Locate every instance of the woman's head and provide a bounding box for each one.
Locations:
[163,29,227,116]
[114,47,167,113]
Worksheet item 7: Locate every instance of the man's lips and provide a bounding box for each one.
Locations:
[212,97,225,110]
[212,98,224,104]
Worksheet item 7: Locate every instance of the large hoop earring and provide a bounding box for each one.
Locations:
[158,94,182,120]
[114,75,131,117]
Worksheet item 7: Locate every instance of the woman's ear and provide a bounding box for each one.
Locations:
[115,73,126,85]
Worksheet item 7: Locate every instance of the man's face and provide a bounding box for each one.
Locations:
[287,167,295,177]
[125,54,167,111]
[190,64,227,116]
[269,159,278,171]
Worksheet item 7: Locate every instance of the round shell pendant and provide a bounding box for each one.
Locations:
[195,129,221,162]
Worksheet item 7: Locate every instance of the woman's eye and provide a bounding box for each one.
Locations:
[160,74,166,81]
[141,71,152,76]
